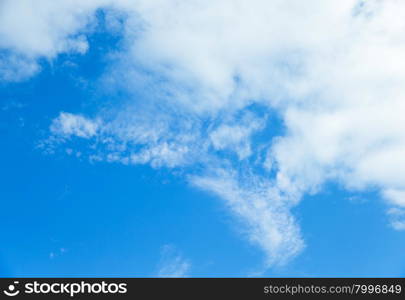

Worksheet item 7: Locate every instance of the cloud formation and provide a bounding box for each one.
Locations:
[191,169,303,266]
[51,112,100,139]
[3,0,405,266]
[0,0,108,80]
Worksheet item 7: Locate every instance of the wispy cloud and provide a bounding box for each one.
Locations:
[190,168,304,267]
[50,112,100,139]
[0,0,104,81]
[157,245,191,278]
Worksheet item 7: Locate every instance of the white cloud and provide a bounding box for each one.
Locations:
[0,0,115,80]
[209,113,265,160]
[157,245,190,278]
[50,112,100,139]
[387,208,405,231]
[5,0,405,266]
[129,142,191,168]
[0,0,108,56]
[191,168,304,266]
[383,190,405,208]
[0,52,40,82]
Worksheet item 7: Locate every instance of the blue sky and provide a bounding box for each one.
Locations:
[1,1,405,277]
